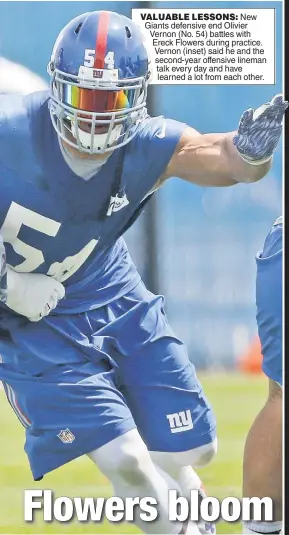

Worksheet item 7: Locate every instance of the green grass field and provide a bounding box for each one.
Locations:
[0,372,267,535]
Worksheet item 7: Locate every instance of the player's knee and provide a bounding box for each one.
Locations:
[177,438,218,468]
[89,429,151,486]
[193,439,218,467]
[154,438,218,471]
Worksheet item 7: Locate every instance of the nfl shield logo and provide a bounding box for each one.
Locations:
[57,428,75,444]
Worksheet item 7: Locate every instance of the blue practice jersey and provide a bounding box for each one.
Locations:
[256,216,283,386]
[0,91,186,325]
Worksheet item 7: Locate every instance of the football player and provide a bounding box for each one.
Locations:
[243,216,283,535]
[0,11,286,535]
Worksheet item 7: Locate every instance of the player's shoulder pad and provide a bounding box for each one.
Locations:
[0,90,49,173]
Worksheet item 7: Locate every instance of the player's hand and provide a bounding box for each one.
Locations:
[233,94,288,164]
[5,268,65,321]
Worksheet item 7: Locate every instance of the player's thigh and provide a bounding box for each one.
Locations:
[121,345,216,453]
[113,288,216,452]
[0,327,135,481]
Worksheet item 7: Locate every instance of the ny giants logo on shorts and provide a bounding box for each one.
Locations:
[166,409,193,433]
[57,429,76,443]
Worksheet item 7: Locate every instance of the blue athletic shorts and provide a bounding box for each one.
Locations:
[256,217,282,386]
[0,281,216,480]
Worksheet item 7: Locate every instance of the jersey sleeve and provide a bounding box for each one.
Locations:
[256,218,283,386]
[126,116,188,200]
[0,235,7,303]
[146,117,187,182]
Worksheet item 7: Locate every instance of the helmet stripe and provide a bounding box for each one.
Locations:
[94,11,110,69]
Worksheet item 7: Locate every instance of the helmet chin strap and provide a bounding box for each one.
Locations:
[71,123,123,153]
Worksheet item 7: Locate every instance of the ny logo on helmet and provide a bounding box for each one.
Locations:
[93,70,104,79]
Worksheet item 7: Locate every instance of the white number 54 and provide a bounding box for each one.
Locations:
[84,49,115,69]
[1,202,98,282]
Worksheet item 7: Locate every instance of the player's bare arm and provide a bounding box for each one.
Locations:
[162,128,270,186]
[160,95,287,187]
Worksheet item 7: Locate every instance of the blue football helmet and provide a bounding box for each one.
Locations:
[48,11,151,154]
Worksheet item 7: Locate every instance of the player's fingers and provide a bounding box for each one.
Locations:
[268,106,288,125]
[253,97,288,123]
[238,108,254,133]
[265,103,287,118]
[240,108,254,123]
[275,100,289,122]
[30,285,65,322]
[41,303,52,316]
[47,294,58,312]
[29,313,42,322]
[54,282,65,300]
[48,286,64,309]
[270,93,287,107]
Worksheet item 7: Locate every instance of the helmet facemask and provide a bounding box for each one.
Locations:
[48,64,149,154]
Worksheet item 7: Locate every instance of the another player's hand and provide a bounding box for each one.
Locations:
[233,94,288,164]
[5,269,65,321]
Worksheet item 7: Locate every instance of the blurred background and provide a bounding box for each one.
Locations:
[0,2,283,534]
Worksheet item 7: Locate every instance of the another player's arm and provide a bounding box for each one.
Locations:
[159,94,287,187]
[161,127,270,186]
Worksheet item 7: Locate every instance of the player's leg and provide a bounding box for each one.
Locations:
[123,348,217,535]
[242,219,283,535]
[107,281,217,533]
[88,429,202,534]
[0,313,197,534]
[0,331,135,480]
[150,441,217,497]
[242,379,282,534]
[150,445,217,535]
